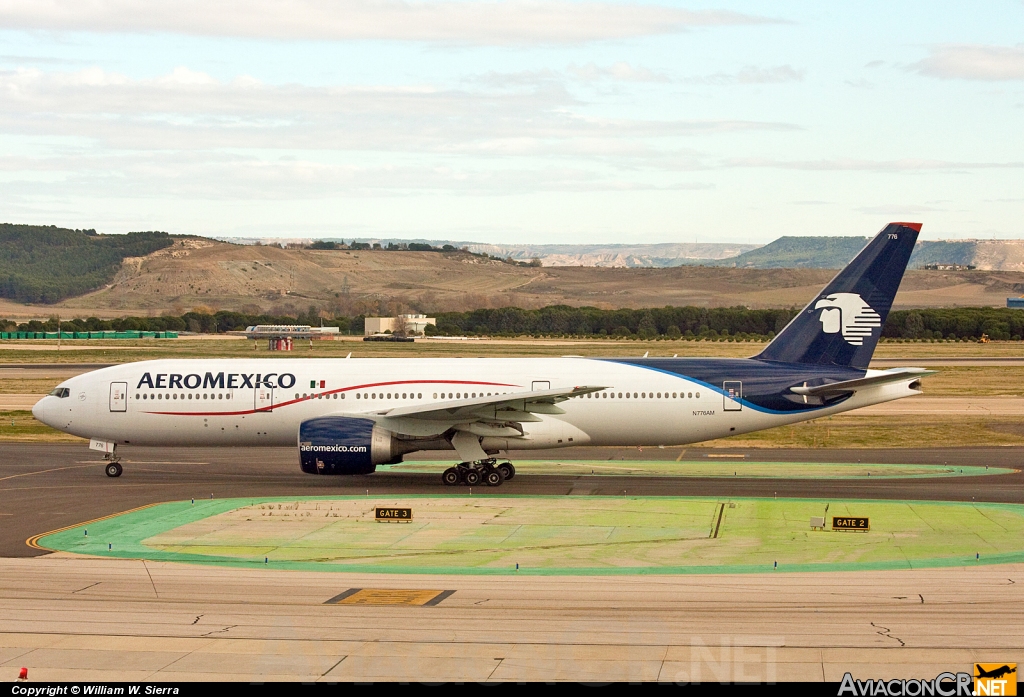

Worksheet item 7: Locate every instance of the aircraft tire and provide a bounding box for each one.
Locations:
[442,468,461,486]
[105,462,122,478]
[463,469,481,486]
[484,469,503,487]
[497,463,515,481]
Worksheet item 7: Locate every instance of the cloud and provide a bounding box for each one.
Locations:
[0,66,797,152]
[0,0,778,45]
[913,44,1024,81]
[688,65,804,85]
[725,157,1024,172]
[856,204,941,215]
[567,62,669,83]
[0,151,715,199]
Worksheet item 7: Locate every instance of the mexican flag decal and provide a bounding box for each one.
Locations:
[310,380,325,388]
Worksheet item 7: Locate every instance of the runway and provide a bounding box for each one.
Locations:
[2,443,1023,681]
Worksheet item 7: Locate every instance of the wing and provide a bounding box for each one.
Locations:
[789,367,936,397]
[350,385,608,437]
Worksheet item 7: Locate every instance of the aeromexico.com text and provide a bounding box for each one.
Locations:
[136,372,297,390]
[300,445,368,453]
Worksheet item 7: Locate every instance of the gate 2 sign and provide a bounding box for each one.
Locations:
[832,516,869,531]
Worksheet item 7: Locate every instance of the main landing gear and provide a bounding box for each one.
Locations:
[442,459,516,487]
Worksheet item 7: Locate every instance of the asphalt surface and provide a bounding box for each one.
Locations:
[2,442,1022,558]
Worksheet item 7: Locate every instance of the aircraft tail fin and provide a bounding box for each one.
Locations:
[755,222,920,369]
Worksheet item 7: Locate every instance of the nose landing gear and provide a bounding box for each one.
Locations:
[441,458,514,487]
[102,445,122,478]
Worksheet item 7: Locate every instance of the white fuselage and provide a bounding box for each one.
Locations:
[33,357,919,451]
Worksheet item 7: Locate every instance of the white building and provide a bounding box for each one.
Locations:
[364,314,436,336]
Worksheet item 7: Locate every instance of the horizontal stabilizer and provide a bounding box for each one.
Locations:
[789,368,935,397]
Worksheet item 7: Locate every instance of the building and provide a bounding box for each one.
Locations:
[923,263,976,271]
[364,314,436,336]
[1007,298,1024,309]
[243,324,340,350]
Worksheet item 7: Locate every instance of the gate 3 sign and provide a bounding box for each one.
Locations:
[376,507,413,522]
[833,516,870,531]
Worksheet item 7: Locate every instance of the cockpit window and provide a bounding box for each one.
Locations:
[49,387,70,398]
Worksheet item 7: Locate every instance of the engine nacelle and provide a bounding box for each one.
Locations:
[298,416,402,475]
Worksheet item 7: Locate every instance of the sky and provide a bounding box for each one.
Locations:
[1,0,1023,244]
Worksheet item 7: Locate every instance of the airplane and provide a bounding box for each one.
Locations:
[976,665,1016,680]
[34,222,932,486]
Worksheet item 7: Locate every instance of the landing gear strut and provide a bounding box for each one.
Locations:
[441,458,513,487]
[102,446,122,478]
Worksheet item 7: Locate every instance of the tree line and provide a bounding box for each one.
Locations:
[0,225,174,303]
[7,305,1024,341]
[305,240,542,266]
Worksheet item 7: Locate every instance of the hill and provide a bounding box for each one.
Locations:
[712,236,869,268]
[0,224,173,303]
[460,241,758,267]
[4,236,1024,321]
[714,236,1024,271]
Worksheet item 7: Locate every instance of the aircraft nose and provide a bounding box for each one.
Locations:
[32,396,58,428]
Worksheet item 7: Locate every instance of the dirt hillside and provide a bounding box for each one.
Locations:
[3,238,1024,320]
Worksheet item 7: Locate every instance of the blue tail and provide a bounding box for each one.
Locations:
[755,222,920,369]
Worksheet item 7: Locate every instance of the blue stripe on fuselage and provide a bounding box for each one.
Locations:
[601,358,863,414]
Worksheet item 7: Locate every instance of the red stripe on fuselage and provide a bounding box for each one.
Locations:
[141,378,519,416]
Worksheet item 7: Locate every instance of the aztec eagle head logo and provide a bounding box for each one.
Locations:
[813,292,881,346]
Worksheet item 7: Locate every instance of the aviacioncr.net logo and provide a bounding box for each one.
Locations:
[814,292,882,346]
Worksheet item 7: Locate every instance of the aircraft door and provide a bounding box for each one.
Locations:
[723,381,742,411]
[109,382,127,412]
[532,381,550,391]
[255,386,274,412]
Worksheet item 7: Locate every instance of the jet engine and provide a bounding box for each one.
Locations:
[298,416,406,475]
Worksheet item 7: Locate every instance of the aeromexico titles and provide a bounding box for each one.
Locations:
[34,223,932,486]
